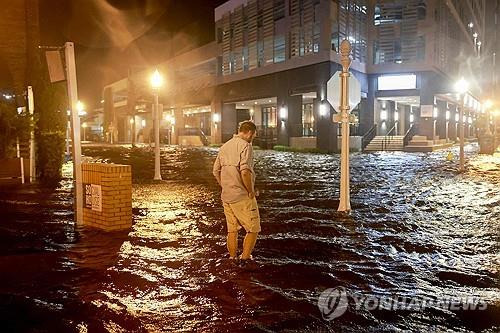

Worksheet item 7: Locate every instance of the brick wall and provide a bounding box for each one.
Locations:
[81,163,132,231]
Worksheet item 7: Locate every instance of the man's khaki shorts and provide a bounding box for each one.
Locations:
[223,197,261,233]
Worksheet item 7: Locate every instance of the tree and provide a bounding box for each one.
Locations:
[32,50,68,185]
[0,99,32,159]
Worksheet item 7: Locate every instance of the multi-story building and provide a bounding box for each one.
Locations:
[101,0,489,151]
[0,0,39,106]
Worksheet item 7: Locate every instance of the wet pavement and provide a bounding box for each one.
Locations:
[0,143,499,332]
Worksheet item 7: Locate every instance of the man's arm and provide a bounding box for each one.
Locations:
[239,145,255,198]
[241,169,254,198]
[213,154,222,186]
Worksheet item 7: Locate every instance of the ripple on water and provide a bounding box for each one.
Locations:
[0,144,498,332]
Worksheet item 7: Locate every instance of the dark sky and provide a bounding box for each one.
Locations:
[39,0,226,109]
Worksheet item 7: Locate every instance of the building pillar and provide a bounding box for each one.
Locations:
[448,104,458,142]
[418,77,435,140]
[221,103,237,143]
[396,102,406,135]
[316,99,338,153]
[211,100,223,144]
[172,108,184,145]
[361,75,377,136]
[435,99,447,140]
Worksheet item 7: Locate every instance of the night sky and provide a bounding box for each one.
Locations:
[39,0,226,110]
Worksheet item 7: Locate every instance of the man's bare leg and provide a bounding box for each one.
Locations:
[241,232,258,259]
[227,232,238,258]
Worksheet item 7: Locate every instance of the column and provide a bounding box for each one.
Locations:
[211,100,223,144]
[221,103,237,143]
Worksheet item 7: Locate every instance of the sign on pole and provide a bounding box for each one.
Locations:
[65,42,84,224]
[45,51,66,83]
[27,86,36,182]
[326,40,359,212]
[327,71,361,112]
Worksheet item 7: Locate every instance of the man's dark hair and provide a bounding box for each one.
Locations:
[239,120,257,133]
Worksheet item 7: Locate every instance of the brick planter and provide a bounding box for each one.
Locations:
[81,163,132,231]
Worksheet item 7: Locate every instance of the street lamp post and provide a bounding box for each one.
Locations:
[151,69,163,180]
[455,78,469,172]
[493,109,499,150]
[82,122,87,141]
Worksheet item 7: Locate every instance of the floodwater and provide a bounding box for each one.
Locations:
[0,143,499,332]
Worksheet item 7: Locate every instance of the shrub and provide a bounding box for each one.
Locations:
[37,131,66,185]
[0,100,32,159]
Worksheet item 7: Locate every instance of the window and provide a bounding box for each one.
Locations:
[257,41,265,67]
[417,1,426,20]
[274,35,286,63]
[302,103,316,136]
[273,0,285,20]
[217,27,223,43]
[242,46,249,71]
[262,107,277,128]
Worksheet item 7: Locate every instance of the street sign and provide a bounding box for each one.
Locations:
[327,71,361,112]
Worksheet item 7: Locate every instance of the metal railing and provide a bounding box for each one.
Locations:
[255,126,278,149]
[382,123,397,151]
[362,124,377,151]
[403,123,417,147]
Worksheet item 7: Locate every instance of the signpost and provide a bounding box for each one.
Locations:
[41,42,83,224]
[64,42,83,224]
[326,40,360,212]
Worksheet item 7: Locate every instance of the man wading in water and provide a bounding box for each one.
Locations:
[213,121,260,264]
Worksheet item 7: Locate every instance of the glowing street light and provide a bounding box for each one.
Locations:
[484,100,493,110]
[455,78,469,172]
[76,100,86,116]
[150,69,163,180]
[454,78,469,94]
[151,69,163,90]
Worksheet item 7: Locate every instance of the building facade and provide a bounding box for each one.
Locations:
[101,0,489,151]
[0,0,39,106]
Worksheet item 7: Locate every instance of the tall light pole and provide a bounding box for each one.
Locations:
[82,122,87,141]
[455,78,469,172]
[338,40,352,212]
[151,69,163,180]
[493,109,499,150]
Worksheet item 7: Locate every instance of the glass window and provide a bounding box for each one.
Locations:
[302,103,316,136]
[257,41,265,67]
[262,107,277,128]
[273,0,285,20]
[217,27,223,43]
[242,46,249,71]
[274,35,286,63]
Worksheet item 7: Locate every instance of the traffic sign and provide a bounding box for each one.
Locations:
[326,71,361,112]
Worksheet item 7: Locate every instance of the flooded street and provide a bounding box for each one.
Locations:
[0,144,499,332]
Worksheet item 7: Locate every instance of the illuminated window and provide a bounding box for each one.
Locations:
[378,74,417,90]
[302,103,316,136]
[262,106,277,128]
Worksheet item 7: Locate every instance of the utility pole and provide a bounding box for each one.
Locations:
[27,86,36,182]
[127,68,137,147]
[153,92,162,180]
[338,40,352,212]
[459,95,465,172]
[65,42,83,224]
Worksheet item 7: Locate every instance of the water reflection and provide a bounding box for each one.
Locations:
[0,144,498,332]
